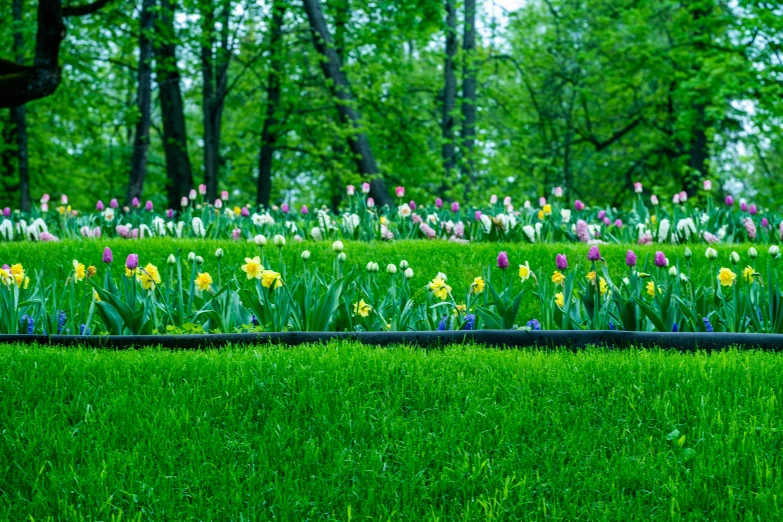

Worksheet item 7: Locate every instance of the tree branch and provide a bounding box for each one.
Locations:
[62,0,113,17]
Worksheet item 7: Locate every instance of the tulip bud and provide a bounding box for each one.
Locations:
[215,248,224,260]
[167,254,176,265]
[684,247,692,260]
[337,252,346,263]
[669,266,678,277]
[301,250,311,261]
[332,240,344,252]
[366,261,377,273]
[404,268,414,279]
[188,252,196,262]
[196,256,204,265]
[730,251,740,265]
[769,245,781,259]
[705,247,718,260]
[748,247,758,259]
[102,247,113,264]
[386,264,397,274]
[254,234,267,246]
[399,260,409,270]
[273,234,286,247]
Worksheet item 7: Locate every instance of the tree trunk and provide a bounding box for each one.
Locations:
[126,0,155,204]
[460,0,476,185]
[11,0,31,212]
[256,0,286,208]
[302,0,392,207]
[686,103,708,196]
[155,0,193,210]
[441,0,458,180]
[200,0,230,203]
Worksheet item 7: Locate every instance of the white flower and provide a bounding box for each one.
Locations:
[167,254,176,265]
[139,224,153,239]
[717,226,727,240]
[254,234,267,246]
[700,213,709,225]
[386,264,397,274]
[437,272,448,281]
[404,268,414,279]
[657,218,670,243]
[215,248,224,259]
[676,218,696,239]
[343,213,360,234]
[427,213,439,224]
[705,247,718,260]
[560,209,571,223]
[191,217,206,238]
[152,216,167,236]
[310,227,323,241]
[480,214,492,233]
[768,245,780,258]
[332,240,344,252]
[522,225,536,243]
[103,208,115,222]
[534,222,543,238]
[273,234,286,247]
[175,221,185,238]
[0,219,13,241]
[398,203,411,218]
[317,210,332,229]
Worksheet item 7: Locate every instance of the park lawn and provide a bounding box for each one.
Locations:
[0,342,781,520]
[0,238,771,324]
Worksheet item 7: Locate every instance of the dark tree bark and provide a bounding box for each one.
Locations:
[687,103,708,195]
[302,0,392,207]
[441,0,458,180]
[256,0,286,208]
[126,0,156,204]
[460,0,476,185]
[200,0,231,202]
[155,0,193,210]
[11,0,32,212]
[0,0,113,108]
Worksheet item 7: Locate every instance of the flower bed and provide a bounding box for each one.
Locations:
[1,182,781,245]
[1,239,781,336]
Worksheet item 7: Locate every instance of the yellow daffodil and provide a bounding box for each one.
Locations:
[87,266,97,279]
[139,263,162,290]
[428,276,451,301]
[555,292,565,307]
[195,272,213,292]
[552,270,565,285]
[651,215,657,225]
[241,256,264,280]
[380,216,389,225]
[23,276,29,289]
[453,303,467,315]
[10,263,25,287]
[718,267,736,287]
[472,276,485,294]
[0,268,10,286]
[599,277,608,295]
[261,269,282,289]
[125,267,137,278]
[353,299,372,318]
[72,260,86,282]
[233,206,242,216]
[742,266,755,282]
[586,270,596,283]
[537,210,545,220]
[543,204,552,215]
[646,280,661,296]
[519,262,532,282]
[93,290,101,302]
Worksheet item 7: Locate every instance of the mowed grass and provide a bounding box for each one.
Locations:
[0,238,772,322]
[0,343,781,520]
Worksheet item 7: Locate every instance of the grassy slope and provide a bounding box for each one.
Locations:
[0,343,781,520]
[0,238,770,324]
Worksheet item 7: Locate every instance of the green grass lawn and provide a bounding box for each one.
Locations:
[1,343,781,520]
[1,238,773,326]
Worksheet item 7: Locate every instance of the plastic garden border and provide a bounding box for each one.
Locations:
[1,331,783,351]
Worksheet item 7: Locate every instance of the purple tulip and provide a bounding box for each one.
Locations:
[166,209,174,219]
[125,253,138,270]
[614,219,623,228]
[96,200,105,211]
[110,198,118,209]
[475,210,482,221]
[603,217,611,226]
[281,203,289,213]
[625,249,637,267]
[726,195,734,206]
[131,197,140,208]
[556,254,568,270]
[300,204,308,215]
[2,207,9,217]
[654,251,667,267]
[741,201,748,212]
[102,247,113,264]
[574,200,584,211]
[497,251,509,270]
[435,198,443,208]
[749,204,757,215]
[587,246,601,261]
[241,207,250,217]
[409,200,416,211]
[597,210,606,220]
[761,217,769,228]
[451,202,459,212]
[145,200,153,211]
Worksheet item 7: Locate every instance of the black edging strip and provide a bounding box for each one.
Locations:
[2,331,783,352]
